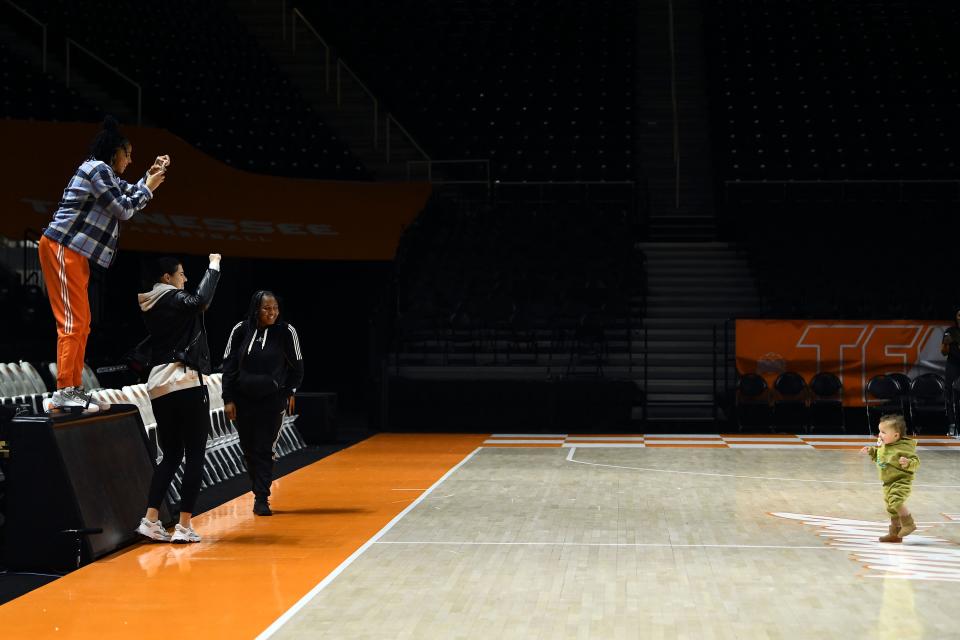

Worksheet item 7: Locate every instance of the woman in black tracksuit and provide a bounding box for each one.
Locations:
[222,290,304,516]
[136,253,221,543]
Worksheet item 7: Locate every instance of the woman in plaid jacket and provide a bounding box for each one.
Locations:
[39,115,168,414]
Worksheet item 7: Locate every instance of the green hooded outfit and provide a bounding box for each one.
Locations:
[867,437,920,516]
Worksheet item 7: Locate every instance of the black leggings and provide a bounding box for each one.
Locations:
[235,393,284,499]
[146,385,210,514]
[946,361,960,427]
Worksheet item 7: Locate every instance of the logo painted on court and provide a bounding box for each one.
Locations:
[771,512,960,583]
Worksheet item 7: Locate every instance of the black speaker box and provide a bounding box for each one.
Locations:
[1,406,168,572]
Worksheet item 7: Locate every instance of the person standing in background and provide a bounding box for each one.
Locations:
[40,115,168,414]
[222,290,304,516]
[940,308,960,438]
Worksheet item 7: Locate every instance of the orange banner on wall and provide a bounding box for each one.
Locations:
[0,120,431,260]
[736,320,949,407]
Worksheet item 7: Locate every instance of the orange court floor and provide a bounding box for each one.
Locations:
[0,433,489,639]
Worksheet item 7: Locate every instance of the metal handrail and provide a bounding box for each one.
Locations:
[286,8,429,167]
[724,178,960,185]
[5,0,46,72]
[388,114,430,163]
[667,0,680,209]
[493,180,638,212]
[495,180,636,185]
[406,159,487,182]
[291,8,329,92]
[65,38,141,125]
[723,178,960,203]
[337,59,378,148]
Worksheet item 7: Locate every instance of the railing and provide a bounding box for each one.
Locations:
[291,8,330,92]
[5,0,46,72]
[337,59,378,149]
[65,38,141,125]
[723,179,960,203]
[290,7,427,159]
[493,180,640,219]
[667,0,680,209]
[406,159,488,184]
[388,114,430,163]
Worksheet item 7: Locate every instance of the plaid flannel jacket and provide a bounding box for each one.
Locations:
[43,159,153,268]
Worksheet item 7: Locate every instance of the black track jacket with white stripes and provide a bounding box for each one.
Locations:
[221,320,304,403]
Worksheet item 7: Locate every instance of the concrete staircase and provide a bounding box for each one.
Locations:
[637,242,757,424]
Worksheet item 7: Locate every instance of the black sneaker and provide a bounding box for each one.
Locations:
[253,498,273,516]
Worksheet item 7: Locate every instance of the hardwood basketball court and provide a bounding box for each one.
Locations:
[2,433,958,638]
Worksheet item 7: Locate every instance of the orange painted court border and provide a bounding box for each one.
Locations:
[0,433,487,639]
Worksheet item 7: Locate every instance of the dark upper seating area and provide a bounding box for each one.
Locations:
[392,197,642,372]
[0,41,100,123]
[301,0,636,182]
[708,0,960,181]
[731,201,953,320]
[4,0,367,179]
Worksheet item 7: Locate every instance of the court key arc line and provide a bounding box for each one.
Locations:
[565,447,960,489]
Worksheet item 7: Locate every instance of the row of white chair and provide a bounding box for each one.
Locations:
[2,370,306,508]
[0,361,50,397]
[90,373,306,506]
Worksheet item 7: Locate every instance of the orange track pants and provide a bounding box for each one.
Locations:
[38,235,91,389]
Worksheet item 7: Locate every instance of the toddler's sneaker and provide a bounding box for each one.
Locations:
[170,523,202,544]
[42,387,101,414]
[136,518,171,542]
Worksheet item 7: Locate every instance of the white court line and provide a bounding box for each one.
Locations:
[256,447,482,640]
[565,447,960,489]
[566,436,646,441]
[484,439,565,445]
[562,443,646,448]
[727,444,814,449]
[373,540,832,550]
[643,433,724,440]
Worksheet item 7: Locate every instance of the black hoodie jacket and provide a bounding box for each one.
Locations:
[221,319,304,403]
[138,267,220,375]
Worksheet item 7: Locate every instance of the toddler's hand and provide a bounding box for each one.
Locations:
[899,456,910,468]
[859,446,869,454]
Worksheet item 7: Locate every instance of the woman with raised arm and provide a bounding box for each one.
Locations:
[135,254,221,543]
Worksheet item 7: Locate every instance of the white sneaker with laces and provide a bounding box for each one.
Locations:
[171,523,202,544]
[43,387,101,414]
[136,518,171,542]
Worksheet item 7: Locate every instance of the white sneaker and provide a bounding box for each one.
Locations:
[87,390,111,412]
[43,387,101,414]
[170,523,202,544]
[136,518,171,542]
